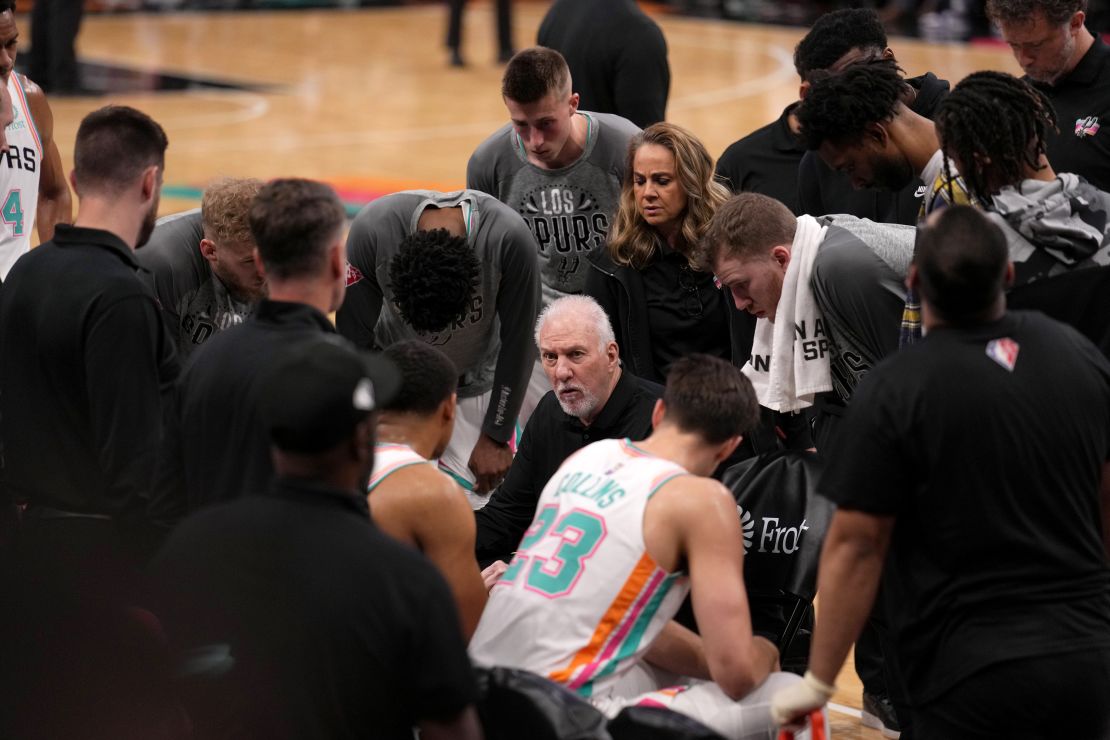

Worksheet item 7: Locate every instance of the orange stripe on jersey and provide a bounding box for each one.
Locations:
[547,551,657,685]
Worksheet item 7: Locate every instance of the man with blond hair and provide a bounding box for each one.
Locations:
[138,177,265,359]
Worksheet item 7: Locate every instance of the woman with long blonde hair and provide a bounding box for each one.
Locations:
[585,122,732,382]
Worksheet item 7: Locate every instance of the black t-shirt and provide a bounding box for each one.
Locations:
[716,103,806,215]
[151,477,477,740]
[537,0,669,128]
[1033,38,1110,193]
[824,311,1110,703]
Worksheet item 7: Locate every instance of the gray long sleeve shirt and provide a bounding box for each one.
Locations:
[467,111,639,303]
[337,190,540,444]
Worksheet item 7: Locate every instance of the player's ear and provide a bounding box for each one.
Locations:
[199,238,218,264]
[253,247,269,282]
[68,169,79,197]
[716,434,743,463]
[650,398,665,429]
[1004,261,1015,289]
[442,393,458,425]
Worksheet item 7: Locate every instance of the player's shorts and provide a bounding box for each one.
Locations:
[437,367,551,510]
[437,392,491,510]
[592,664,827,740]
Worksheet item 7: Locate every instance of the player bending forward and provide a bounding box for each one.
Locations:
[470,354,827,739]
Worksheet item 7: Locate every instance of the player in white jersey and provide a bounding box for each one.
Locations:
[368,340,490,639]
[471,354,826,739]
[0,0,72,281]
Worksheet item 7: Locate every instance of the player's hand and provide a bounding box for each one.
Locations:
[753,635,781,674]
[771,671,836,728]
[468,434,512,494]
[480,560,509,590]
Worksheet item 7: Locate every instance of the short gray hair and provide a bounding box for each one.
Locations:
[534,295,615,351]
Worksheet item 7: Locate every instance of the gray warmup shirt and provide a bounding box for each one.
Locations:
[137,210,254,361]
[810,214,916,403]
[336,190,540,444]
[467,111,640,303]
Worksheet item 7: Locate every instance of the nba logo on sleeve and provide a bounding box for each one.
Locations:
[986,337,1020,371]
[345,262,364,287]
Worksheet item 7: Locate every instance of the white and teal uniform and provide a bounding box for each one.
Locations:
[470,438,691,697]
[469,436,820,740]
[366,442,430,494]
[0,74,42,280]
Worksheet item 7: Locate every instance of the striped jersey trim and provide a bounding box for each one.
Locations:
[546,550,672,695]
[11,76,41,157]
[577,570,679,695]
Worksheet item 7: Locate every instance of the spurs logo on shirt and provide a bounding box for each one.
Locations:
[518,185,610,256]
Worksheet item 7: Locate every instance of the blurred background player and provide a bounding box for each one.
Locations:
[0,0,71,282]
[446,0,513,67]
[537,0,669,128]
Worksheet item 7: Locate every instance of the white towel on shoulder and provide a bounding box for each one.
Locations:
[742,215,833,413]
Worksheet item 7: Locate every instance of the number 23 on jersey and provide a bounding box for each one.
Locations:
[498,504,607,597]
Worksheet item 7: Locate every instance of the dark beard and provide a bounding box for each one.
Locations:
[134,201,158,249]
[873,155,916,192]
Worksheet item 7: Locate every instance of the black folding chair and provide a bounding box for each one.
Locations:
[722,450,831,659]
[473,665,612,740]
[608,704,725,740]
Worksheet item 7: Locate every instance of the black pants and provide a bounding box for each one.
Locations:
[446,0,513,56]
[914,649,1110,740]
[29,0,85,92]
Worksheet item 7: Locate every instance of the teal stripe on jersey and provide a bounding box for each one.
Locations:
[439,463,475,492]
[648,473,686,500]
[577,572,679,697]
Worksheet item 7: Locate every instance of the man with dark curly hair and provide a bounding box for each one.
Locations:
[776,8,950,226]
[987,0,1110,190]
[717,8,895,214]
[798,59,974,220]
[338,190,540,506]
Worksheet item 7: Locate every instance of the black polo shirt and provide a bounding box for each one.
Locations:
[155,300,339,519]
[716,103,806,215]
[475,368,661,563]
[1033,38,1110,192]
[150,476,477,740]
[0,224,178,519]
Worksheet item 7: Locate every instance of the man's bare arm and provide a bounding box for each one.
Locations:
[24,78,72,242]
[409,473,489,640]
[644,620,710,680]
[806,509,894,685]
[647,478,778,700]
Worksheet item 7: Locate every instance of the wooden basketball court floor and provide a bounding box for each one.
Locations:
[18,3,1023,736]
